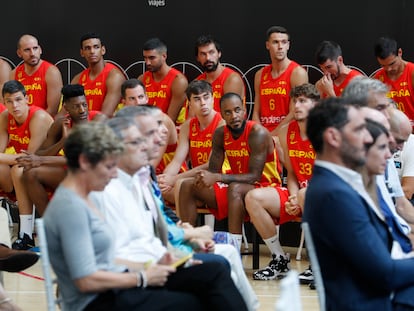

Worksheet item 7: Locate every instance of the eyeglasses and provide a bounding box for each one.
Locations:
[124,138,146,147]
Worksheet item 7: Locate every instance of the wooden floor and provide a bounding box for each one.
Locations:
[4,234,319,310]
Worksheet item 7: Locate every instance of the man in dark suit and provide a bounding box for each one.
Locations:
[304,97,414,311]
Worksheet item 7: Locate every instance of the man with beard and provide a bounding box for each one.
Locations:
[139,38,188,126]
[16,84,105,224]
[304,97,414,311]
[314,40,362,98]
[342,76,414,233]
[11,34,63,117]
[177,93,282,251]
[252,26,308,136]
[194,35,245,113]
[245,83,319,281]
[373,36,414,130]
[71,32,126,117]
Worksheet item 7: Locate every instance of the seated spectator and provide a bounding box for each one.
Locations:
[43,122,206,311]
[88,118,248,311]
[304,98,414,310]
[102,110,257,310]
[389,108,414,204]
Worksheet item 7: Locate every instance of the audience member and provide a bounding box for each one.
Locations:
[314,40,362,98]
[92,115,249,311]
[44,122,209,311]
[304,98,414,310]
[194,35,245,112]
[71,32,126,117]
[342,76,414,232]
[177,93,282,251]
[138,38,188,125]
[119,79,184,176]
[373,36,414,128]
[0,80,53,250]
[11,34,63,117]
[390,108,414,203]
[252,26,308,135]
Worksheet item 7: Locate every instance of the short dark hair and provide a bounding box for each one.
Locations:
[121,79,146,99]
[220,92,243,109]
[185,80,213,100]
[374,37,399,59]
[2,80,26,97]
[307,97,351,153]
[290,83,320,101]
[315,40,342,65]
[80,32,104,48]
[61,84,85,103]
[143,38,167,53]
[194,34,221,56]
[266,26,289,40]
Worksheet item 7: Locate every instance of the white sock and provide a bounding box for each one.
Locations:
[19,215,34,239]
[230,233,243,251]
[264,234,285,258]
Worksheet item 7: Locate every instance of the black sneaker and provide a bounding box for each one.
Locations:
[252,254,290,280]
[309,281,316,290]
[299,265,314,285]
[12,234,35,251]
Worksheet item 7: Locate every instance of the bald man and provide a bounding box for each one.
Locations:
[390,108,414,203]
[10,34,63,117]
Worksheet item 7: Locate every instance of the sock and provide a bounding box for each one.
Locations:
[19,215,34,239]
[230,233,243,251]
[264,234,285,258]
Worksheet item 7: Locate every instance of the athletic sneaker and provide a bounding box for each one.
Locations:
[252,254,290,280]
[12,233,35,251]
[298,265,314,285]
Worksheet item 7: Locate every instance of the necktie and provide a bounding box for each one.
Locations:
[136,166,169,246]
[377,186,412,253]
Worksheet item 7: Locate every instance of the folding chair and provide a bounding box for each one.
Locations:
[301,222,325,311]
[35,218,61,311]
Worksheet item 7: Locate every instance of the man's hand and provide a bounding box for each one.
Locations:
[285,194,302,216]
[316,73,335,97]
[195,170,217,188]
[16,150,42,171]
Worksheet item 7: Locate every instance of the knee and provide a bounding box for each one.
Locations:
[227,183,248,201]
[22,168,38,183]
[245,189,260,210]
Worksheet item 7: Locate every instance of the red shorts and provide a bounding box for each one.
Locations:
[208,182,288,221]
[276,186,302,224]
[208,182,229,220]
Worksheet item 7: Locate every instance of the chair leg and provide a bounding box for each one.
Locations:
[252,227,260,269]
[296,229,305,261]
[242,223,249,251]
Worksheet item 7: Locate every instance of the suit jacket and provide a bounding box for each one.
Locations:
[304,164,414,311]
